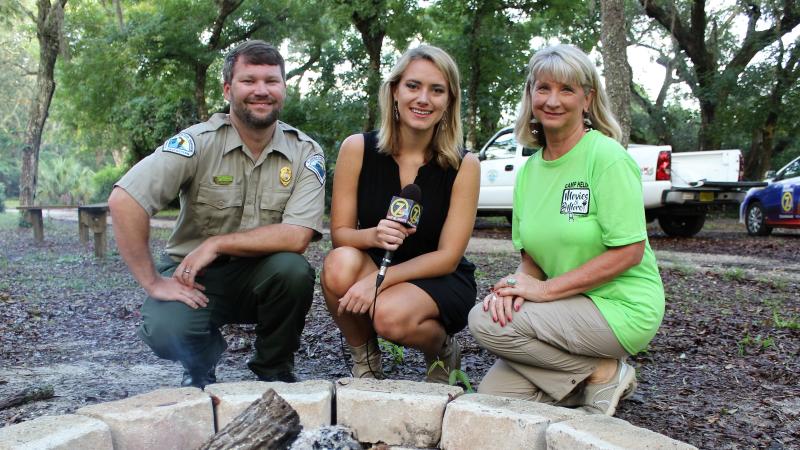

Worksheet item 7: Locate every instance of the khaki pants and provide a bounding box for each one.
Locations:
[468,295,628,402]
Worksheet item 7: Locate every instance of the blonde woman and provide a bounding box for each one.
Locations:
[322,45,479,383]
[469,44,664,415]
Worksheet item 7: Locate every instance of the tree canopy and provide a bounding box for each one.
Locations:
[2,0,799,204]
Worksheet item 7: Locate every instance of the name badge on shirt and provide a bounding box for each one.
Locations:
[213,175,233,185]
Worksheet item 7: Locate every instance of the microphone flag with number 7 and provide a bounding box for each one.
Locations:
[386,185,422,227]
[376,184,422,288]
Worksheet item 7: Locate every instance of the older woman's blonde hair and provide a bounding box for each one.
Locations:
[377,45,464,170]
[514,44,622,148]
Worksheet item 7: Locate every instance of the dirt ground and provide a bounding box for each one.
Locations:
[0,212,798,449]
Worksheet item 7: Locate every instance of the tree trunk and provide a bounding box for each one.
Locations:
[19,0,67,209]
[697,95,717,150]
[600,0,631,147]
[745,114,777,180]
[195,63,209,121]
[112,0,124,31]
[351,3,386,132]
[465,8,482,151]
[199,389,301,450]
[363,43,382,131]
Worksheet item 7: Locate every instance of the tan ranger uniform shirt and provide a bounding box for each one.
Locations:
[116,113,325,258]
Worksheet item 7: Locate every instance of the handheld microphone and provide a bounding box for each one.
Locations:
[376,184,422,288]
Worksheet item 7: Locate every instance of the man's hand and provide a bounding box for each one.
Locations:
[338,273,379,315]
[146,276,208,309]
[174,238,219,288]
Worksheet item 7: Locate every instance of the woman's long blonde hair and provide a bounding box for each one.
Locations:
[514,44,622,149]
[377,45,464,170]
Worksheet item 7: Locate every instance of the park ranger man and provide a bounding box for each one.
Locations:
[108,40,325,388]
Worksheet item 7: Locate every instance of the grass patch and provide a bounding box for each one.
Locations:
[154,208,180,219]
[737,333,775,356]
[772,310,800,330]
[671,263,696,276]
[723,267,746,282]
[151,228,172,240]
[0,211,21,228]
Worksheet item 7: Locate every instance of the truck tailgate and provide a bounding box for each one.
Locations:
[671,150,741,186]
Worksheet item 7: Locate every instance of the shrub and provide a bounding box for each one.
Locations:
[0,182,6,213]
[37,156,95,204]
[92,164,128,203]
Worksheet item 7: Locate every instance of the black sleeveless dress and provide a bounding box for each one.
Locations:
[357,131,477,334]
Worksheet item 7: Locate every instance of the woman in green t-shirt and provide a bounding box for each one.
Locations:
[468,44,665,416]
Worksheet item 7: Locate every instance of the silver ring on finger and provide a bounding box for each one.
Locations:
[183,269,192,274]
[506,277,517,287]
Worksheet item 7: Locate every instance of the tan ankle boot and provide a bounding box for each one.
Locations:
[348,339,383,379]
[425,335,461,384]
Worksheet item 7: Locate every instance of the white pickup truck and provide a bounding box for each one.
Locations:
[476,126,764,237]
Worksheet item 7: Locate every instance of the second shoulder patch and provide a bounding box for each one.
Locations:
[304,154,325,186]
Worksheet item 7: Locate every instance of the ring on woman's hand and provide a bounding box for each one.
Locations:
[183,269,192,274]
[506,277,517,287]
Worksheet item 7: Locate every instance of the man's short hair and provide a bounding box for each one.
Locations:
[223,40,285,84]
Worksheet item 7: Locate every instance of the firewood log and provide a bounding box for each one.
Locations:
[199,388,301,450]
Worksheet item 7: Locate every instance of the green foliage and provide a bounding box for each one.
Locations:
[36,156,96,205]
[425,0,535,147]
[737,333,775,356]
[772,310,800,330]
[281,86,364,211]
[378,338,405,365]
[670,263,696,277]
[7,0,794,200]
[0,12,34,198]
[92,165,128,203]
[449,369,475,393]
[0,147,21,199]
[427,360,475,393]
[722,268,746,282]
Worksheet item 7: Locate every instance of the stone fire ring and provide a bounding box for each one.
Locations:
[0,378,696,449]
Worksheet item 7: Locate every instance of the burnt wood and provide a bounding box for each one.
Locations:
[199,389,302,450]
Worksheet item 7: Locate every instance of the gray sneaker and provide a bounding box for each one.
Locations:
[579,360,635,416]
[425,335,461,384]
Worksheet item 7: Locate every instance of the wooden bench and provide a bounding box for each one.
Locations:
[17,203,110,258]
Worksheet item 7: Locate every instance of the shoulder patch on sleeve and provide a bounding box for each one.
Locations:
[304,153,326,186]
[162,132,195,157]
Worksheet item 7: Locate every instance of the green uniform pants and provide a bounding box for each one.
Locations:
[138,252,314,379]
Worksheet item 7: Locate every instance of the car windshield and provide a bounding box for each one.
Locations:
[483,132,516,160]
[778,158,800,179]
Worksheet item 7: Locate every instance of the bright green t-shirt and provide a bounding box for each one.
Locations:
[511,130,665,354]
